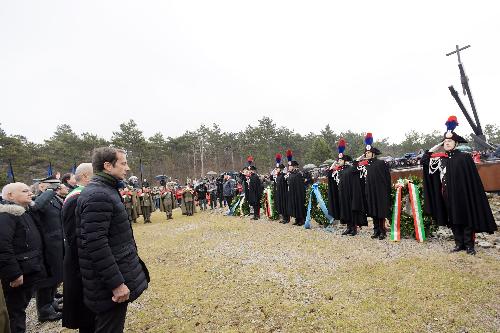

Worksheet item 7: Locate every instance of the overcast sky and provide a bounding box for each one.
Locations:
[1,0,499,144]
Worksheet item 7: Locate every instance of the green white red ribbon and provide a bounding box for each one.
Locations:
[390,185,402,241]
[390,181,426,242]
[262,186,278,219]
[408,182,426,242]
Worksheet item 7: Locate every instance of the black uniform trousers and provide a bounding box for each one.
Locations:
[372,218,386,236]
[224,196,233,208]
[36,285,57,316]
[2,281,35,333]
[94,302,128,333]
[252,204,260,219]
[452,224,475,249]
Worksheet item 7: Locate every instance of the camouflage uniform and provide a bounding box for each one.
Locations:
[160,190,175,220]
[140,191,154,223]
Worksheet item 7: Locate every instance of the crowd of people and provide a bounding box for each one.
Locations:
[0,116,497,333]
[0,148,149,333]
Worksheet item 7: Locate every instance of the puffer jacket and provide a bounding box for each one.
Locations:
[75,173,149,313]
[0,201,47,286]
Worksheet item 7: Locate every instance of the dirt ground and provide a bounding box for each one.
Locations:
[28,205,500,333]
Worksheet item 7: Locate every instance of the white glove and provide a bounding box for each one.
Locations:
[429,141,444,153]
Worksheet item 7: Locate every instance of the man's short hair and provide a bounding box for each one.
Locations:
[92,147,126,172]
[75,163,93,182]
[61,173,73,184]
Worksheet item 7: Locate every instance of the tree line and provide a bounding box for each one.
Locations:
[1,117,498,187]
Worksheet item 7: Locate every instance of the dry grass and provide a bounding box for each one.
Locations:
[29,208,500,333]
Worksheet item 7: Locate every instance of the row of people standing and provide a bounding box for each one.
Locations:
[326,135,391,238]
[0,173,76,333]
[254,116,498,254]
[0,148,150,333]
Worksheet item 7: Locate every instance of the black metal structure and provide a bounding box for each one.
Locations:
[446,45,496,150]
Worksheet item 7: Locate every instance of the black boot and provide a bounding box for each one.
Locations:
[466,247,476,255]
[451,245,466,252]
[38,306,62,322]
[342,228,351,236]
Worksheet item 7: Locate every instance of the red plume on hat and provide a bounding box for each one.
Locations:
[445,115,458,137]
[275,153,282,167]
[338,138,346,158]
[286,149,293,165]
[247,156,254,166]
[364,133,373,146]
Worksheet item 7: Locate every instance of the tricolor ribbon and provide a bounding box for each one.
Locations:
[390,180,426,242]
[263,186,275,218]
[239,196,246,216]
[390,184,403,241]
[408,182,426,242]
[305,183,334,229]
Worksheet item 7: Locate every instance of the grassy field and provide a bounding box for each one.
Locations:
[30,208,500,333]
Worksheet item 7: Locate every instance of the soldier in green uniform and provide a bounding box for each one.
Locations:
[183,185,195,216]
[140,187,154,223]
[132,188,141,219]
[121,187,136,224]
[160,186,175,220]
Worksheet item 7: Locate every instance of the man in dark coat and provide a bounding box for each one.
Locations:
[61,163,95,332]
[328,139,366,235]
[76,147,149,333]
[286,153,306,226]
[248,166,262,220]
[0,183,48,333]
[274,165,289,224]
[32,177,67,321]
[223,175,235,207]
[355,133,391,239]
[195,182,208,211]
[272,154,289,224]
[422,116,497,255]
[216,175,225,208]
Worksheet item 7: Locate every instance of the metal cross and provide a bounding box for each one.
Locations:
[446,44,470,64]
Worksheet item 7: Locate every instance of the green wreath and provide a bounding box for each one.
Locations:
[304,182,331,226]
[389,176,437,238]
[261,185,280,220]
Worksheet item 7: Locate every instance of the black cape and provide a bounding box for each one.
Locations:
[422,150,497,233]
[248,173,262,206]
[359,158,392,219]
[275,173,288,215]
[338,165,368,226]
[286,171,306,219]
[240,173,250,198]
[327,169,341,220]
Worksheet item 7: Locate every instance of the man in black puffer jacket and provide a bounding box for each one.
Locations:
[76,147,149,333]
[0,183,47,333]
